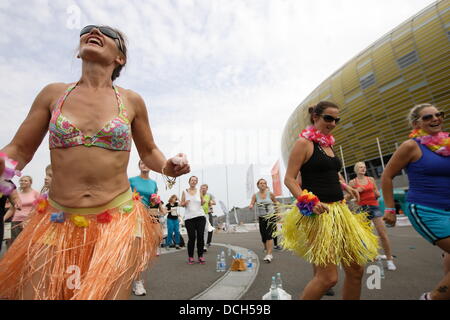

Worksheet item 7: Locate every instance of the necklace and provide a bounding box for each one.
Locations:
[409,129,450,156]
[299,125,335,147]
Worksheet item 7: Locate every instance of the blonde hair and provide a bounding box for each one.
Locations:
[353,162,366,173]
[20,175,33,184]
[45,164,52,173]
[407,103,435,127]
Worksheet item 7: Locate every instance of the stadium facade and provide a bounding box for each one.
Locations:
[281,0,450,183]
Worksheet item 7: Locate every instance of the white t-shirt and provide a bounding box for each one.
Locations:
[183,189,205,221]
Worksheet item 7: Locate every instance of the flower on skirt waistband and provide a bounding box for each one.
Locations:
[296,189,319,217]
[97,210,113,223]
[132,191,142,201]
[34,194,49,214]
[50,212,65,223]
[71,215,90,227]
[120,203,134,214]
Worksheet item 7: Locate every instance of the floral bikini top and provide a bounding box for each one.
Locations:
[49,84,132,151]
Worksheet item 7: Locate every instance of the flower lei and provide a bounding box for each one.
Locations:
[299,125,335,147]
[409,129,450,156]
[0,153,21,197]
[296,189,320,217]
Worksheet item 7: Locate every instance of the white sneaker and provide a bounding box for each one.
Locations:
[386,260,397,271]
[419,292,431,300]
[376,255,387,260]
[263,254,273,263]
[132,280,147,296]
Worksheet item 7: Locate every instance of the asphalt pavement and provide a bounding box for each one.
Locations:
[132,224,445,300]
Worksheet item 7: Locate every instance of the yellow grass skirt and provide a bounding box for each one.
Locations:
[278,201,379,267]
[0,189,162,300]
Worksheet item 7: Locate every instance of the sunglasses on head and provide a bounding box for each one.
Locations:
[80,25,123,51]
[320,114,340,124]
[420,111,444,121]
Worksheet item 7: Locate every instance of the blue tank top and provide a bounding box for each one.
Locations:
[406,139,450,210]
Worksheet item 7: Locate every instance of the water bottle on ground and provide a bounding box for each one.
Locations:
[216,254,221,272]
[276,272,283,289]
[227,245,232,256]
[247,250,253,271]
[270,276,279,300]
[220,250,226,272]
[376,257,385,279]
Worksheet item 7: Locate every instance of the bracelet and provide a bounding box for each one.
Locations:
[341,182,347,190]
[384,207,396,210]
[296,189,320,217]
[384,208,396,213]
[161,166,176,190]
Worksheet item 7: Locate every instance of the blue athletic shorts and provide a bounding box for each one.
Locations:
[406,203,450,245]
[361,205,384,220]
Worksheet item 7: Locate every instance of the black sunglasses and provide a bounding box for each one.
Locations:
[80,25,123,52]
[420,111,444,121]
[320,114,341,124]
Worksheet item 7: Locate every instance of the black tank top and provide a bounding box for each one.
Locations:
[300,143,343,203]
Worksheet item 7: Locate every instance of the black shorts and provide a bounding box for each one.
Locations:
[258,216,276,242]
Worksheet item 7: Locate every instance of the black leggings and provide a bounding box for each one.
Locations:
[185,216,206,258]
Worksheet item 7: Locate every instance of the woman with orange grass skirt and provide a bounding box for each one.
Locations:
[0,25,190,300]
[282,101,378,300]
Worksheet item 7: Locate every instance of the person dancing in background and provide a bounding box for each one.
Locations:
[282,101,378,300]
[249,178,278,263]
[4,176,40,248]
[0,181,21,252]
[165,195,181,249]
[382,103,449,300]
[39,165,52,196]
[350,162,396,271]
[200,184,215,251]
[129,159,160,296]
[181,176,206,265]
[0,25,189,300]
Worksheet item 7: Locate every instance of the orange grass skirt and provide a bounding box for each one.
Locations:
[0,189,162,300]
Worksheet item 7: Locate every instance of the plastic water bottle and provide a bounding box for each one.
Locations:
[247,251,253,271]
[276,273,283,289]
[376,258,385,279]
[220,251,226,272]
[227,245,232,256]
[216,254,221,272]
[270,276,279,300]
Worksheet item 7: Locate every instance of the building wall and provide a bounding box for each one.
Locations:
[281,0,450,181]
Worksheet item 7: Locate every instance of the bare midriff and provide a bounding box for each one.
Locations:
[49,146,130,208]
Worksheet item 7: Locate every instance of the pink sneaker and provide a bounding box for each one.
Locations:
[188,257,195,265]
[198,257,206,264]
